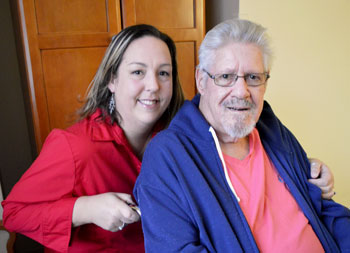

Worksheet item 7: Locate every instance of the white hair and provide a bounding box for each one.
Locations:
[198,19,273,72]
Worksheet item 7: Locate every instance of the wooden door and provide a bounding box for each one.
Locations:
[121,0,205,100]
[15,0,205,152]
[16,0,122,152]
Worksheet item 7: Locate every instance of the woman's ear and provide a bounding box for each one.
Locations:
[107,78,117,93]
[195,68,206,95]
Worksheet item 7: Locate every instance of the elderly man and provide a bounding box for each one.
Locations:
[134,19,350,252]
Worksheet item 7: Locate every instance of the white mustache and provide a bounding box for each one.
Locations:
[222,98,255,109]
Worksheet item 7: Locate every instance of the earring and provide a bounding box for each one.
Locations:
[109,93,115,115]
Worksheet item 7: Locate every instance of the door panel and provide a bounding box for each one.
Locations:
[35,0,109,33]
[176,42,196,99]
[41,47,107,129]
[17,0,121,151]
[132,0,194,29]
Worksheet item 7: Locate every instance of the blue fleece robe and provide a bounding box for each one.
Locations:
[134,95,350,252]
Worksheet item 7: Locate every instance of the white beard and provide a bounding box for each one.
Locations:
[221,98,257,139]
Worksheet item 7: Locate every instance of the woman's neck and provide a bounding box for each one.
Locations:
[121,122,153,160]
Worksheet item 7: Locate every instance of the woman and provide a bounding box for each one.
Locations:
[2,24,183,252]
[2,24,334,252]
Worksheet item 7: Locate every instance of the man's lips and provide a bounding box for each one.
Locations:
[223,98,253,112]
[226,106,250,111]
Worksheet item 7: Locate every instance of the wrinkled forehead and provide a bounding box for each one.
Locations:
[209,42,265,73]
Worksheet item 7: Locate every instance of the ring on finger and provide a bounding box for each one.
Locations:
[118,222,125,231]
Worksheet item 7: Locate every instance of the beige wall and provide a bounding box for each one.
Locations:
[240,1,350,207]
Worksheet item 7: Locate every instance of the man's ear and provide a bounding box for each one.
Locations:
[196,68,206,95]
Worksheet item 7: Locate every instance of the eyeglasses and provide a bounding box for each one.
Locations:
[203,69,270,87]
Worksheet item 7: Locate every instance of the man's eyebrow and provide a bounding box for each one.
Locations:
[216,68,237,73]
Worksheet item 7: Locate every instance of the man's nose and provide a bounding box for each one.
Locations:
[228,76,250,98]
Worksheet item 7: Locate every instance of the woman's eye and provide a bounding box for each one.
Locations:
[130,70,145,80]
[159,71,170,76]
[132,70,143,75]
[158,71,171,81]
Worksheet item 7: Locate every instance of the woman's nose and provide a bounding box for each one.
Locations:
[144,73,160,92]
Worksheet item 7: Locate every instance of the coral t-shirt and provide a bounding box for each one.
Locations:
[223,128,324,253]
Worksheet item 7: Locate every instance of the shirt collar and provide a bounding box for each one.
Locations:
[89,109,124,143]
[89,109,163,144]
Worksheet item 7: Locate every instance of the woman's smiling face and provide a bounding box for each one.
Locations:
[108,36,173,129]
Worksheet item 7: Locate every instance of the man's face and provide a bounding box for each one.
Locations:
[197,42,267,142]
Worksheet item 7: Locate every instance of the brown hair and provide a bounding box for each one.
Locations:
[78,24,184,127]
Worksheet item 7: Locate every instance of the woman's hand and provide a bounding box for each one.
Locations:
[72,192,140,232]
[308,158,335,199]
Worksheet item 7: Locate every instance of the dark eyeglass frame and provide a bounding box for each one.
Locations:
[203,69,270,87]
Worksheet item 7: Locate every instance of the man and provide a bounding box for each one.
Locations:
[134,19,350,252]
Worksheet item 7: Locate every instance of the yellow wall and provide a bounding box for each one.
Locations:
[240,1,350,207]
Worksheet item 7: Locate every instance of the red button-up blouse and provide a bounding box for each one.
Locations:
[2,110,146,252]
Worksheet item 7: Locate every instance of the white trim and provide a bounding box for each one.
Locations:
[209,127,240,202]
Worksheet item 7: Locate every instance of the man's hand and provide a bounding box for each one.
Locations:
[308,158,335,199]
